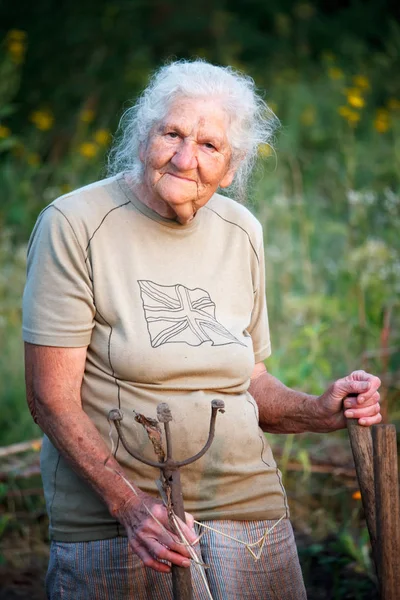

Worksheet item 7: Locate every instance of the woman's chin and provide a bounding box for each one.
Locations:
[175,212,195,225]
[168,202,196,224]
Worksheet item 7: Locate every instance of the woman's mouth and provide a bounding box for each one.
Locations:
[167,173,196,183]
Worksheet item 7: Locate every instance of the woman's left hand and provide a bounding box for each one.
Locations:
[319,369,382,429]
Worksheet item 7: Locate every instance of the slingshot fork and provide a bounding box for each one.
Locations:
[108,400,225,600]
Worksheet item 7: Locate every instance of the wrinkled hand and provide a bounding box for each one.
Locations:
[115,490,197,573]
[318,369,382,430]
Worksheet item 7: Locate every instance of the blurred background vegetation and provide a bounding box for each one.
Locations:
[0,1,399,597]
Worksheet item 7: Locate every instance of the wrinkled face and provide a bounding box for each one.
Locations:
[139,97,236,224]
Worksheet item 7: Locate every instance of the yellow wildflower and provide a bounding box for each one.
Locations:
[80,109,95,123]
[94,129,111,146]
[30,109,54,131]
[79,142,98,158]
[293,3,315,19]
[6,30,27,63]
[258,144,273,158]
[346,89,365,109]
[6,40,26,64]
[300,106,316,126]
[0,125,11,138]
[338,106,360,126]
[387,98,400,111]
[374,109,391,133]
[338,106,351,118]
[322,51,335,63]
[352,75,370,90]
[27,152,40,167]
[7,29,27,41]
[352,490,362,501]
[328,67,344,80]
[348,95,365,109]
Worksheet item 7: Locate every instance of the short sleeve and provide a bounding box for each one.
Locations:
[22,205,95,347]
[247,234,271,363]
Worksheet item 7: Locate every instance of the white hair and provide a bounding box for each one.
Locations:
[107,59,279,202]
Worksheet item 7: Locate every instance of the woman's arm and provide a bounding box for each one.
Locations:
[25,342,196,572]
[249,362,382,434]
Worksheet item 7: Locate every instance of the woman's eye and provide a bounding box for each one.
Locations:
[166,132,179,139]
[204,142,216,150]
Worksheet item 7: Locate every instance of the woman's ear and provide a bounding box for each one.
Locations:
[219,158,241,188]
[219,168,236,189]
[219,152,245,188]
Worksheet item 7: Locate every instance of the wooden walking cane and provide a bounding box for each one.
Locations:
[347,412,400,599]
[372,424,400,600]
[346,418,379,570]
[109,400,225,600]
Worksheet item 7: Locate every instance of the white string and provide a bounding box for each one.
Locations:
[107,418,116,456]
[193,514,286,561]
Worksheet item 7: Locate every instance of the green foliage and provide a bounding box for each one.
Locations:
[298,527,378,599]
[0,231,41,444]
[252,57,400,395]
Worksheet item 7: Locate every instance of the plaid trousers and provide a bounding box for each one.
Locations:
[46,518,307,599]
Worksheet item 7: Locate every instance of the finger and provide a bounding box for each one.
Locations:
[344,391,380,409]
[130,541,172,573]
[345,401,381,420]
[139,537,192,568]
[134,520,193,559]
[333,378,371,400]
[140,508,197,549]
[176,514,197,544]
[357,412,383,427]
[184,511,195,531]
[349,370,380,384]
[156,531,193,558]
[348,369,369,381]
[139,504,186,544]
[348,372,381,394]
[355,388,380,404]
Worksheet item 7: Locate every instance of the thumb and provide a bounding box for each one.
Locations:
[330,377,370,401]
[183,512,195,529]
[348,369,371,382]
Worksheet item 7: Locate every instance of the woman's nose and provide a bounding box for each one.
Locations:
[171,140,197,170]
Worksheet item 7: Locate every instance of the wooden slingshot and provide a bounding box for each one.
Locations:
[108,400,225,600]
[347,416,400,600]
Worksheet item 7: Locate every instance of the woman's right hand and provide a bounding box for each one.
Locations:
[115,490,197,573]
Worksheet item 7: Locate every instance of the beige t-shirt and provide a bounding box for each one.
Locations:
[22,174,288,542]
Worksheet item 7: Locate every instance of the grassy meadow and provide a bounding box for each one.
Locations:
[0,18,399,598]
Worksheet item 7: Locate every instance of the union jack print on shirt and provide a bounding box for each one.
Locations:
[138,280,245,348]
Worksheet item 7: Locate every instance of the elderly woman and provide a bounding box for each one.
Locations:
[23,60,381,600]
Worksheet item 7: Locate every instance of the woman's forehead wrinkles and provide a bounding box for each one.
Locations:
[197,117,225,142]
[161,113,227,144]
[161,117,190,133]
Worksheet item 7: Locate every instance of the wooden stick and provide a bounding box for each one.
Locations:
[165,468,193,600]
[346,419,379,576]
[372,424,400,600]
[0,439,42,457]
